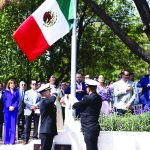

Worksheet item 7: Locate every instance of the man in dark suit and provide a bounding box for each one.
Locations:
[73,79,102,150]
[0,82,4,140]
[37,83,57,150]
[17,81,26,140]
[65,73,86,117]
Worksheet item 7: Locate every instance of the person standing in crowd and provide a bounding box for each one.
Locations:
[113,70,133,115]
[49,74,63,130]
[59,82,67,123]
[97,75,112,116]
[129,73,142,105]
[73,79,102,150]
[17,81,26,140]
[0,82,4,140]
[23,80,41,144]
[137,66,150,111]
[3,79,19,145]
[85,75,90,80]
[65,73,86,117]
[37,83,57,150]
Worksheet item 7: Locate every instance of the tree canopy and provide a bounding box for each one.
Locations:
[0,0,149,85]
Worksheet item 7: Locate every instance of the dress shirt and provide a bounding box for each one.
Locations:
[31,89,37,105]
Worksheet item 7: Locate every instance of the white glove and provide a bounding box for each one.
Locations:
[51,88,57,96]
[9,106,14,111]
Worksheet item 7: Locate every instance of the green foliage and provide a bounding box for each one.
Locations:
[100,113,150,131]
[0,0,149,86]
[77,0,149,81]
[0,1,68,85]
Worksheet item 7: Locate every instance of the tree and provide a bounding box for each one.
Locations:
[133,0,150,40]
[0,0,149,84]
[82,0,150,63]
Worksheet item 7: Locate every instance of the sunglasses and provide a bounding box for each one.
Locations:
[32,83,37,86]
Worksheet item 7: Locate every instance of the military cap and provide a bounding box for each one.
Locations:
[37,83,51,93]
[85,79,99,86]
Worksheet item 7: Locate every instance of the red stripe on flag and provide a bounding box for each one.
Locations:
[13,16,49,62]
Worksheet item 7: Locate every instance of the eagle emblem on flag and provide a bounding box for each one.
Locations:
[43,11,57,27]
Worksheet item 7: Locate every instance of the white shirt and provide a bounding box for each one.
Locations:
[31,89,37,105]
[113,79,133,110]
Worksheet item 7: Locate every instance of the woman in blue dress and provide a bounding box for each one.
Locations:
[3,79,19,145]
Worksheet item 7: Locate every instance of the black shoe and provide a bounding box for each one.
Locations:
[23,141,28,145]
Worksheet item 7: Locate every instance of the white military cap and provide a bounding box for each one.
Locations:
[85,79,99,86]
[37,83,51,93]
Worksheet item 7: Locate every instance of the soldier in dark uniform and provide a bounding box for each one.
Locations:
[37,83,58,150]
[73,79,102,150]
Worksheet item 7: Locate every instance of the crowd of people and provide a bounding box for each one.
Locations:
[0,66,149,149]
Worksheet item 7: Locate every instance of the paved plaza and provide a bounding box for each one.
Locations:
[0,139,41,150]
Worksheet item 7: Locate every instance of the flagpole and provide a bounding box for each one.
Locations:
[71,0,77,98]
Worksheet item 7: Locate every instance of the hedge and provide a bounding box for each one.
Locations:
[100,112,150,131]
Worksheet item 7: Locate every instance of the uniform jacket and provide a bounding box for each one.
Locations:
[24,89,41,116]
[40,96,57,135]
[73,92,102,136]
[3,88,19,112]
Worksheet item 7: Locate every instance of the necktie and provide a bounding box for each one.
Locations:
[78,84,81,90]
[22,90,24,100]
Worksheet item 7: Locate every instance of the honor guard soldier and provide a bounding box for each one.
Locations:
[37,83,58,150]
[73,79,102,150]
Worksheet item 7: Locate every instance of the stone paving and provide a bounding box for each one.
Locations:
[0,139,41,150]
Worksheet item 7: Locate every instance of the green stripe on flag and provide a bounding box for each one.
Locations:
[56,0,74,29]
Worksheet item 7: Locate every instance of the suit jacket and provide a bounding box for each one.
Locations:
[113,79,133,110]
[137,75,150,105]
[65,82,86,101]
[3,88,19,113]
[0,90,4,113]
[73,92,102,136]
[18,88,26,115]
[40,96,57,136]
[24,89,41,116]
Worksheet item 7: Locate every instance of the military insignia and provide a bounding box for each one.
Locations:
[43,11,57,27]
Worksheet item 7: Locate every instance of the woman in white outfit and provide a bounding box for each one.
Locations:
[49,74,64,131]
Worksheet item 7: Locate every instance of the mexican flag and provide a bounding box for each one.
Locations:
[13,0,74,62]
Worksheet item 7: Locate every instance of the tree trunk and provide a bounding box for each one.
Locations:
[133,0,150,40]
[83,0,150,64]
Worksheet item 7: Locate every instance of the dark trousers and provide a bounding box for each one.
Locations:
[17,112,25,139]
[0,112,4,138]
[61,106,65,123]
[114,108,127,116]
[24,112,40,142]
[40,133,54,150]
[84,133,98,150]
